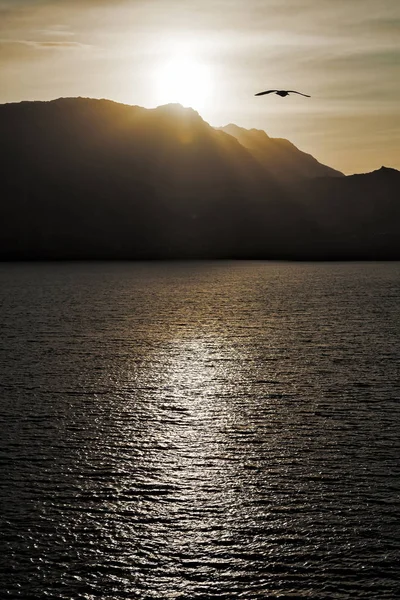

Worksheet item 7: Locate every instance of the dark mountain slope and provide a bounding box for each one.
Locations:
[295,166,400,259]
[0,98,398,260]
[219,123,343,182]
[0,98,312,259]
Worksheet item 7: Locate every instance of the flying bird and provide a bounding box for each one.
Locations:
[255,89,310,97]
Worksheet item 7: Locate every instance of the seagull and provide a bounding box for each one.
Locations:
[255,89,310,97]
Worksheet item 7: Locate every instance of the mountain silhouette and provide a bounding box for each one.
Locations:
[0,97,399,260]
[296,166,400,259]
[219,123,343,182]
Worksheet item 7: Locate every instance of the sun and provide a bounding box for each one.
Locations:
[154,54,213,112]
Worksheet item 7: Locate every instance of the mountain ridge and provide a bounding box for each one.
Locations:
[0,97,398,260]
[219,122,344,181]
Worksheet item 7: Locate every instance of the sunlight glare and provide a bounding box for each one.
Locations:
[155,54,213,111]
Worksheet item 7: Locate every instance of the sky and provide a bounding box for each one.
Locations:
[0,0,399,174]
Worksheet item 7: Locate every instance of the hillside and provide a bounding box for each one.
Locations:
[0,98,399,260]
[219,123,343,182]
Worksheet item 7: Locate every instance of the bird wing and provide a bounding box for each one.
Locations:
[254,90,278,96]
[287,90,311,97]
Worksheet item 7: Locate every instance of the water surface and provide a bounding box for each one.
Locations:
[1,261,399,599]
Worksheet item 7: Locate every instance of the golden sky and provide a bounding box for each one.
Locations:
[1,0,399,174]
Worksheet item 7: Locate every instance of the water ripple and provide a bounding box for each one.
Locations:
[1,261,400,599]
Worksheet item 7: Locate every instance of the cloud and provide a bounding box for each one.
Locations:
[0,39,88,48]
[37,25,75,37]
[0,39,90,64]
[32,40,88,48]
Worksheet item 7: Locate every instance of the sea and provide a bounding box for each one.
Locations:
[1,261,399,599]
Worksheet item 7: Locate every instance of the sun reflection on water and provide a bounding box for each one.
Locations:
[3,262,400,597]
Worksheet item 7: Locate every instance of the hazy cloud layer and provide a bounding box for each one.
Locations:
[31,40,88,48]
[1,39,87,48]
